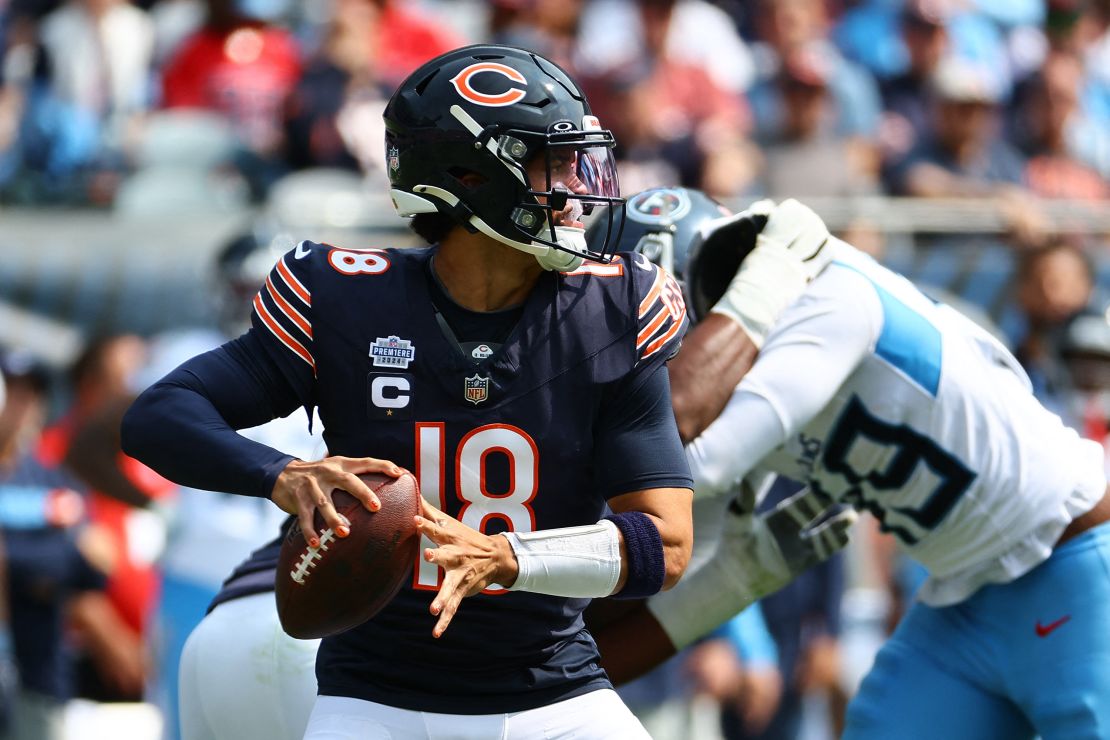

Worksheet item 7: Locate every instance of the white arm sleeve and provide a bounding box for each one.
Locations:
[686,265,883,499]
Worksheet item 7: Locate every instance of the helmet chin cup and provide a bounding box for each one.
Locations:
[534,226,587,272]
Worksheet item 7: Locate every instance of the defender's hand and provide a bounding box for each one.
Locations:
[415,498,518,638]
[647,480,855,650]
[271,456,403,547]
[710,199,834,346]
[726,481,855,596]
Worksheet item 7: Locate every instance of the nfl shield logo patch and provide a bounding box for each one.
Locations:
[464,374,489,405]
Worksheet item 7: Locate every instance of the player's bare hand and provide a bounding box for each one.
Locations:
[271,455,403,547]
[414,499,518,638]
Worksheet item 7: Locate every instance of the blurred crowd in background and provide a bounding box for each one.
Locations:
[1,0,1110,738]
[0,0,1108,218]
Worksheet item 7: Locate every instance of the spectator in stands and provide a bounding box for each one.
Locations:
[160,0,302,197]
[3,0,153,203]
[577,0,755,98]
[1058,309,1110,457]
[0,353,48,469]
[889,55,1050,246]
[1011,240,1096,415]
[0,350,113,740]
[879,0,951,163]
[367,0,467,90]
[283,0,388,173]
[685,605,783,740]
[37,335,173,704]
[747,0,882,140]
[889,55,1023,196]
[1013,52,1110,199]
[612,601,781,739]
[491,0,585,76]
[755,43,880,199]
[581,0,754,198]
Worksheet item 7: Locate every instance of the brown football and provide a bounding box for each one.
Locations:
[275,471,421,639]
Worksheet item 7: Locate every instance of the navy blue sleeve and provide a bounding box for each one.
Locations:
[121,330,305,499]
[594,361,693,499]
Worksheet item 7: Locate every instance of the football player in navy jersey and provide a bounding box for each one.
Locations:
[124,45,698,739]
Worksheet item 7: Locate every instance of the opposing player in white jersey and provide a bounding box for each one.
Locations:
[589,188,1110,739]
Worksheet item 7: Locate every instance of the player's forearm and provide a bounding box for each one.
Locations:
[669,312,759,444]
[608,486,693,592]
[122,380,294,499]
[121,343,297,499]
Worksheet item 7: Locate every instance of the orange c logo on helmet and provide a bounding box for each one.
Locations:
[450,62,528,107]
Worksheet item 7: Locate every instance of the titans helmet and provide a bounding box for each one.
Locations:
[585,187,767,321]
[213,222,296,336]
[383,45,624,272]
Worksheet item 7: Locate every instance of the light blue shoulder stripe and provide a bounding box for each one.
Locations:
[831,260,942,396]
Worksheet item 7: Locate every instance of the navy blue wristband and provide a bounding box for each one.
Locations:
[604,511,666,599]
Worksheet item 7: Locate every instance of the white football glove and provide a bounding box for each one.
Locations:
[647,480,856,650]
[710,198,834,347]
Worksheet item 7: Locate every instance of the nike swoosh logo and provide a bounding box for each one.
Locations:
[1035,615,1071,637]
[633,252,653,272]
[294,241,311,260]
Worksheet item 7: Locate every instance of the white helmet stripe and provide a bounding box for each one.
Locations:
[449,104,527,185]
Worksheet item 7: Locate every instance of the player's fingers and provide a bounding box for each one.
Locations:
[805,509,857,560]
[304,478,347,537]
[430,568,464,618]
[432,586,467,639]
[419,497,443,519]
[415,515,455,546]
[769,487,826,532]
[295,499,318,548]
[338,471,380,514]
[341,456,405,478]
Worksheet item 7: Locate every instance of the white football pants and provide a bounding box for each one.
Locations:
[178,592,320,740]
[303,689,651,739]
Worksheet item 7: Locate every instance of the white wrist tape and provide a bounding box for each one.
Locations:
[501,520,622,598]
[709,242,807,348]
[645,552,757,650]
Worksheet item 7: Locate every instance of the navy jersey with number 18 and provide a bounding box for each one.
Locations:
[250,241,691,714]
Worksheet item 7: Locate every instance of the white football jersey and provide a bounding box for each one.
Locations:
[688,243,1106,606]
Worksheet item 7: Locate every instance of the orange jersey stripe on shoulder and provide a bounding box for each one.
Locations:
[276,258,311,306]
[637,306,671,349]
[642,303,687,360]
[265,274,312,338]
[253,294,315,370]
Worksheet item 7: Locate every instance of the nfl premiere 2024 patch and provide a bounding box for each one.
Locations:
[370,335,415,369]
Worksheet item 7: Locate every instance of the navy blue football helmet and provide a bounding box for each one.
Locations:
[383,45,624,271]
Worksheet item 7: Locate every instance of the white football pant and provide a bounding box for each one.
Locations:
[178,592,320,740]
[303,689,651,739]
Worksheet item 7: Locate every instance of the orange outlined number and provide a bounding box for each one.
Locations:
[328,248,391,275]
[413,423,539,594]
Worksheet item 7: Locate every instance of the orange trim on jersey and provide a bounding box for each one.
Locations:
[638,268,665,318]
[642,305,687,360]
[276,258,311,306]
[253,294,315,370]
[265,274,312,338]
[637,306,670,349]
